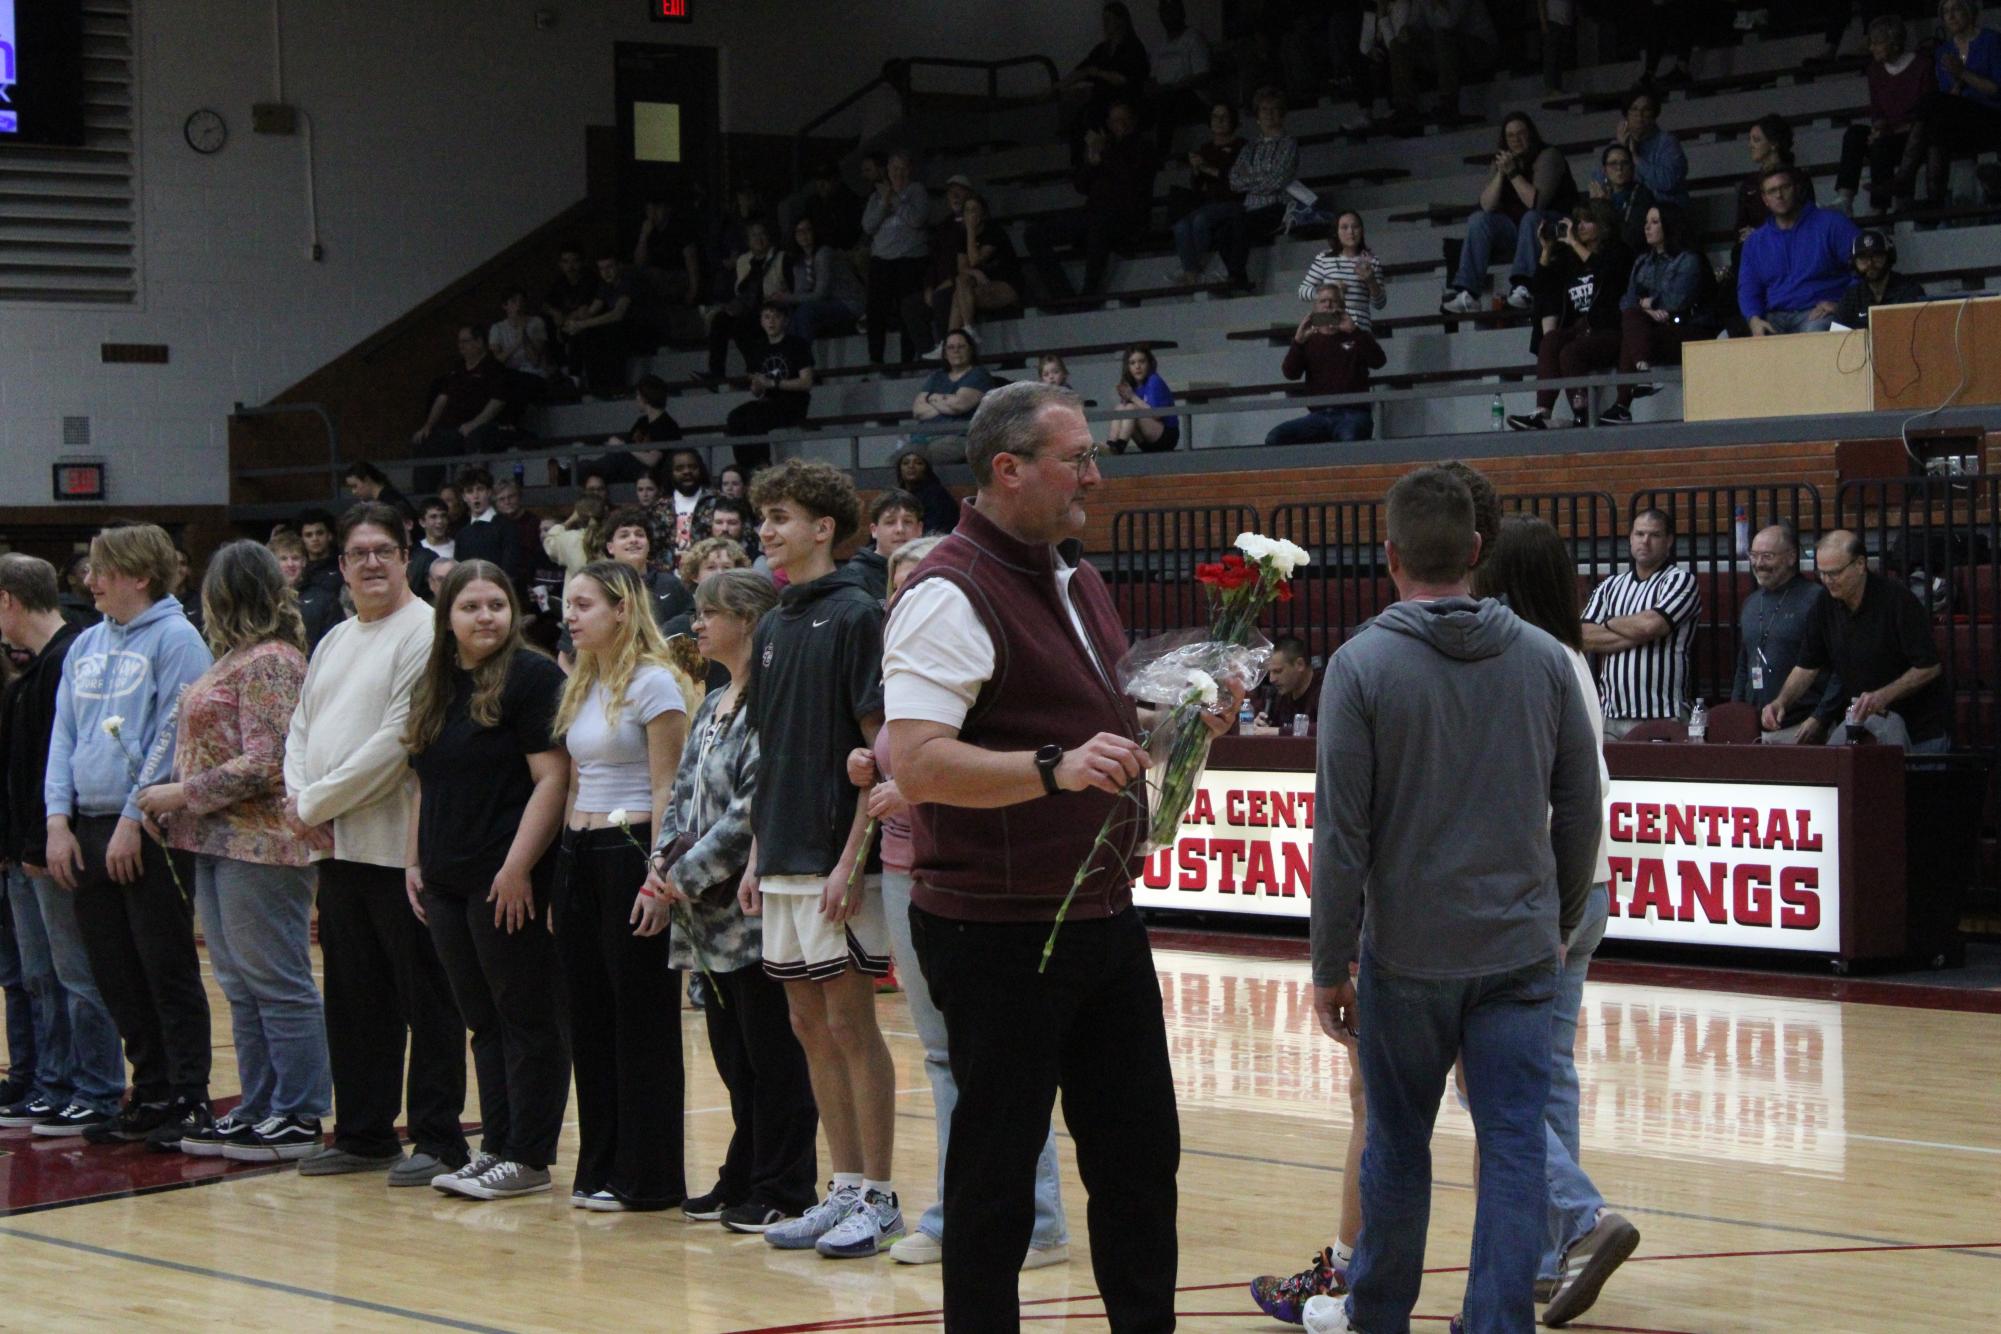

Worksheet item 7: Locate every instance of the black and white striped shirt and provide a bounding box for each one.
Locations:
[1582,564,1701,719]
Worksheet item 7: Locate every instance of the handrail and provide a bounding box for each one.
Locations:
[792,54,1061,179]
[230,401,340,499]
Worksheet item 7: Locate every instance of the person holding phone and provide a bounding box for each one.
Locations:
[1266,286,1387,445]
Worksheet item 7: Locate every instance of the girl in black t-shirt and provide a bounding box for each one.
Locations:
[403,560,571,1201]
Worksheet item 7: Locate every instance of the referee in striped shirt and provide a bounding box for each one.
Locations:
[1581,509,1702,737]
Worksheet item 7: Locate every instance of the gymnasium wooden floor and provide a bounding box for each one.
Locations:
[2,927,1997,1332]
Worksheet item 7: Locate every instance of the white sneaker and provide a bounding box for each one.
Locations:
[890,1230,943,1264]
[433,1151,500,1193]
[1302,1293,1354,1332]
[921,341,946,360]
[765,1183,861,1249]
[1022,1241,1070,1270]
[1505,283,1533,310]
[815,1188,904,1259]
[1439,289,1479,314]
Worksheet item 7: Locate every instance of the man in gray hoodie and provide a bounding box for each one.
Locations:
[1306,466,1600,1334]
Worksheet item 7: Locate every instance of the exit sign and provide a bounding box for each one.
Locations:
[651,0,690,19]
[53,462,107,501]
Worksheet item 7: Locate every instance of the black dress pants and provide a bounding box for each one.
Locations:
[555,825,685,1207]
[71,815,208,1103]
[423,873,570,1170]
[912,904,1179,1334]
[318,859,469,1163]
[702,961,818,1214]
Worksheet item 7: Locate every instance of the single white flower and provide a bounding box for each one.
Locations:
[101,715,124,738]
[1268,538,1312,578]
[1235,533,1277,564]
[608,808,631,829]
[1185,669,1219,707]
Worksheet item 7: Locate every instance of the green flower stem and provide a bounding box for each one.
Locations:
[117,739,187,905]
[847,817,879,898]
[1146,699,1217,850]
[615,824,724,1008]
[1040,786,1146,974]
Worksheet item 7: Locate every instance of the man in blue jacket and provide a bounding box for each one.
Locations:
[1739,166,1860,335]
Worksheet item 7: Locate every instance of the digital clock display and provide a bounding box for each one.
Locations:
[52,462,106,501]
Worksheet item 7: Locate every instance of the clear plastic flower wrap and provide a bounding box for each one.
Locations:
[1121,629,1275,853]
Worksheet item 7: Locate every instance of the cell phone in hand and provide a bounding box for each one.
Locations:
[1309,311,1339,327]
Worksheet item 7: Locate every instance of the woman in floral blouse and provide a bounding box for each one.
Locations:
[647,568,817,1233]
[136,541,332,1162]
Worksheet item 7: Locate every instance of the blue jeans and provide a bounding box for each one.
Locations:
[0,875,37,1090]
[1541,884,1610,1281]
[791,297,858,342]
[1172,200,1240,276]
[1761,308,1836,334]
[15,871,124,1111]
[880,870,1069,1248]
[1347,948,1558,1334]
[1453,208,1545,295]
[1266,406,1374,445]
[194,856,332,1120]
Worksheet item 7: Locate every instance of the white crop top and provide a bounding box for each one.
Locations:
[566,665,685,815]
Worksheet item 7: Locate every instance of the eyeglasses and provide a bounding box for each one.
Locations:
[1046,444,1103,477]
[340,545,405,566]
[1818,560,1860,579]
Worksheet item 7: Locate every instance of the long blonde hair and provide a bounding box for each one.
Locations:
[553,561,693,737]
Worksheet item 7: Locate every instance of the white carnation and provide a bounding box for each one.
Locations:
[1235,533,1276,563]
[101,715,124,738]
[607,808,631,828]
[1269,538,1312,578]
[1186,670,1219,707]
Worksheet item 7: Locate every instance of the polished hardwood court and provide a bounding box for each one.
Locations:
[1,930,1997,1332]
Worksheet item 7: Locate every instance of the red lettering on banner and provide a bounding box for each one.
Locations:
[1247,790,1269,827]
[1225,790,1245,826]
[1606,856,1633,915]
[1271,790,1300,828]
[1761,808,1795,851]
[1731,808,1759,848]
[1697,805,1730,846]
[1188,790,1214,825]
[1609,803,1633,841]
[1178,842,1206,890]
[1244,842,1277,895]
[1281,841,1311,896]
[1630,858,1672,919]
[1732,864,1773,925]
[1779,867,1820,930]
[1635,803,1660,844]
[1299,793,1316,826]
[1143,847,1172,889]
[1794,809,1823,852]
[1677,862,1726,923]
[1211,838,1246,891]
[1664,804,1697,846]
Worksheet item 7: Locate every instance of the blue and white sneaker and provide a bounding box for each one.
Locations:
[763,1182,861,1250]
[815,1188,904,1259]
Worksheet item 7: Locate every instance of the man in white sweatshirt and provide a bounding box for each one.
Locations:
[285,502,469,1185]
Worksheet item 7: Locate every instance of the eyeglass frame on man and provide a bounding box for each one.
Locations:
[340,541,406,567]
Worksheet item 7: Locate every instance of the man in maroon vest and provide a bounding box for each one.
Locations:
[885,380,1237,1331]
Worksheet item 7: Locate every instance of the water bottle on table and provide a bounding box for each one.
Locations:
[1687,699,1707,743]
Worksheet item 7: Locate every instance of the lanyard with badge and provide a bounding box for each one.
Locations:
[1749,580,1802,693]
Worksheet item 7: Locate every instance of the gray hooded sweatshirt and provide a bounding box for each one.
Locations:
[1310,596,1600,985]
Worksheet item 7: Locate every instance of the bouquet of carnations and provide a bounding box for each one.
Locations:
[1041,533,1310,971]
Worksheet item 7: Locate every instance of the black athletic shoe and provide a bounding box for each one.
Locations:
[0,1092,59,1128]
[682,1186,733,1221]
[82,1100,173,1144]
[720,1202,792,1233]
[146,1098,213,1154]
[223,1114,324,1163]
[181,1109,258,1157]
[0,1075,32,1108]
[33,1101,113,1137]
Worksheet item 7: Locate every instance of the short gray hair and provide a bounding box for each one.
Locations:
[964,380,1082,486]
[0,553,60,612]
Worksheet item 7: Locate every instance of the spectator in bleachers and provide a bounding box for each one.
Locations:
[1734,115,1809,244]
[489,289,553,382]
[1762,530,1950,751]
[1541,0,1578,93]
[710,185,769,300]
[492,477,542,576]
[910,331,1000,465]
[1107,345,1181,453]
[783,160,865,254]
[1297,210,1388,333]
[411,327,513,491]
[578,474,608,505]
[451,467,524,588]
[774,217,863,344]
[1602,206,1714,424]
[1739,167,1860,336]
[1026,100,1159,300]
[893,450,961,534]
[1579,509,1701,738]
[1919,0,2001,207]
[1830,229,1927,329]
[1733,522,1838,743]
[1267,285,1387,445]
[861,151,931,367]
[561,255,637,398]
[633,474,670,557]
[701,221,788,385]
[1606,89,1688,211]
[1590,143,1657,253]
[1058,2,1152,148]
[1168,103,1246,283]
[408,498,456,601]
[1388,0,1501,124]
[633,195,705,309]
[1508,201,1633,429]
[920,196,1022,357]
[716,462,750,502]
[542,493,608,590]
[1836,16,1927,216]
[541,247,598,380]
[1147,0,1216,151]
[723,301,815,468]
[937,174,976,231]
[705,499,757,554]
[619,373,683,455]
[438,484,470,529]
[663,449,718,558]
[1635,0,1695,86]
[1207,87,1299,290]
[1442,112,1577,315]
[342,462,413,521]
[1038,353,1073,388]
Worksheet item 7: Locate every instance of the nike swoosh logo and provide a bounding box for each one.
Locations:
[813,617,831,628]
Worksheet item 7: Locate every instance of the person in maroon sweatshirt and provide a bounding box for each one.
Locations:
[883,380,1239,1332]
[1266,284,1388,445]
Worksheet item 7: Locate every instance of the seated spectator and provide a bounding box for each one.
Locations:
[1739,167,1860,336]
[909,330,1000,464]
[1636,0,1696,85]
[451,466,524,585]
[1762,530,1950,751]
[1297,210,1388,332]
[1580,508,1701,738]
[1026,100,1159,300]
[1734,114,1811,245]
[708,185,768,300]
[632,194,705,308]
[781,160,864,253]
[633,473,670,556]
[704,498,757,556]
[1147,0,1216,152]
[920,195,1021,356]
[541,246,598,373]
[1266,285,1387,445]
[860,151,931,367]
[1207,87,1298,289]
[1442,112,1577,314]
[662,448,718,557]
[1918,0,2001,207]
[1253,636,1320,734]
[775,217,863,343]
[936,173,976,230]
[892,449,960,533]
[1603,89,1688,211]
[560,254,637,397]
[1836,16,1928,215]
[578,473,608,504]
[408,496,457,599]
[411,326,514,490]
[845,490,925,602]
[1508,201,1634,429]
[341,461,412,520]
[1107,345,1180,454]
[489,288,553,380]
[1602,206,1715,424]
[1732,522,1839,743]
[1168,103,1245,279]
[1388,0,1501,124]
[586,373,680,488]
[1590,143,1657,252]
[715,462,750,502]
[1058,3,1151,148]
[723,301,815,468]
[701,220,786,384]
[1038,353,1072,387]
[1830,229,1927,329]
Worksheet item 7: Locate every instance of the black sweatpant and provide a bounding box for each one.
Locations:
[555,825,684,1207]
[702,961,818,1214]
[706,309,762,379]
[864,255,929,365]
[911,904,1179,1334]
[318,859,469,1163]
[71,815,208,1103]
[423,873,570,1170]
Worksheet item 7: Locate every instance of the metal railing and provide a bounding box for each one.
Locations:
[1267,501,1388,658]
[1108,504,1260,643]
[792,55,1061,179]
[1503,490,1622,587]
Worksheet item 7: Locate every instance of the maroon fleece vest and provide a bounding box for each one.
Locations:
[906,500,1146,922]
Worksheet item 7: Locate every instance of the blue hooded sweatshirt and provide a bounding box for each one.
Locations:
[1737,202,1860,320]
[45,594,213,824]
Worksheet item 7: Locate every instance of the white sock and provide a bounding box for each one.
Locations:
[863,1178,896,1199]
[1334,1240,1355,1265]
[832,1172,863,1193]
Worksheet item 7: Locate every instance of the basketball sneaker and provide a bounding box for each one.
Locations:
[1250,1247,1348,1324]
[764,1182,861,1249]
[1542,1209,1640,1327]
[815,1188,904,1259]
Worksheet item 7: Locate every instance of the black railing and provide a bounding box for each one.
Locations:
[1108,504,1260,642]
[1503,490,1622,587]
[1266,501,1388,661]
[792,55,1061,179]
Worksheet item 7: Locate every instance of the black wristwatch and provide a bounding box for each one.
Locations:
[1035,743,1064,797]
